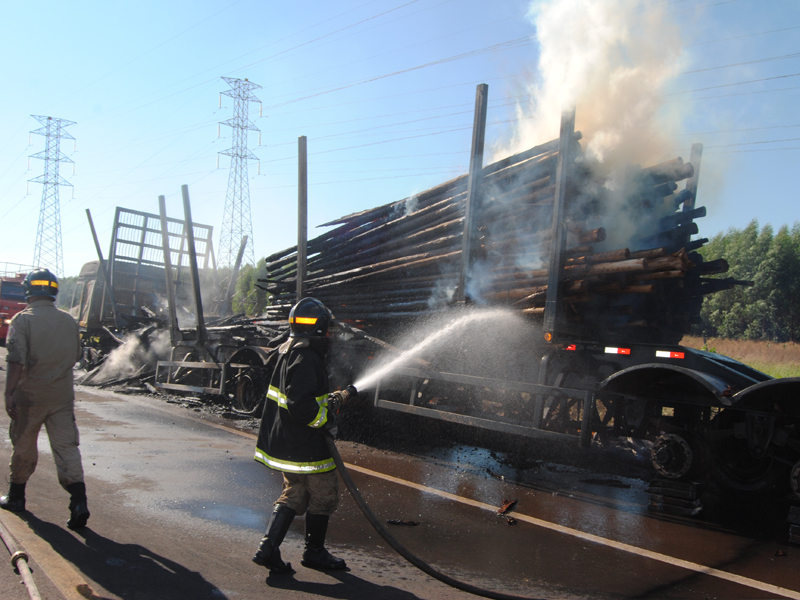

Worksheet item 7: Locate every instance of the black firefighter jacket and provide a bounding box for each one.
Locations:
[254,338,335,474]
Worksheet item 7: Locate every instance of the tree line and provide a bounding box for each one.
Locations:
[696,220,800,342]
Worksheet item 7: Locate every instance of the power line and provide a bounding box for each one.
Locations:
[667,72,800,95]
[681,124,800,136]
[43,0,247,113]
[687,25,800,47]
[668,84,800,102]
[704,137,800,148]
[261,37,533,111]
[681,52,800,75]
[229,0,424,77]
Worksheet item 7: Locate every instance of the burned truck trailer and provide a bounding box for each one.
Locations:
[257,105,800,505]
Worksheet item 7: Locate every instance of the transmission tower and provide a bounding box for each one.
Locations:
[30,115,75,277]
[218,76,261,267]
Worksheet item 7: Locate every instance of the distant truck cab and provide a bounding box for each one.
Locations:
[0,273,27,345]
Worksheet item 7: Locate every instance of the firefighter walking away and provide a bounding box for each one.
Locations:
[253,297,350,574]
[1,269,90,530]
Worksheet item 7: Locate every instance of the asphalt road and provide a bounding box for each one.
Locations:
[2,348,800,600]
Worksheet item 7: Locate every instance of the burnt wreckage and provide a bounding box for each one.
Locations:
[260,99,800,516]
[76,92,800,521]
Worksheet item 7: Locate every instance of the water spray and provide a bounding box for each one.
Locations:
[328,308,543,599]
[352,308,508,392]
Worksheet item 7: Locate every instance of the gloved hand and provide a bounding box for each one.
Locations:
[323,394,341,438]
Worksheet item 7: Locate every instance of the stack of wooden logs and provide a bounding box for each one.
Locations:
[259,135,740,344]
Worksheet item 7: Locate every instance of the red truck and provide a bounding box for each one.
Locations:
[0,273,27,346]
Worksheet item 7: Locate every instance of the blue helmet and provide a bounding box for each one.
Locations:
[23,269,59,299]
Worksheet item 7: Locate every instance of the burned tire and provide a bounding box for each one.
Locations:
[233,371,264,415]
[228,347,275,416]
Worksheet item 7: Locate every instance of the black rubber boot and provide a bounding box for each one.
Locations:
[301,513,347,570]
[0,483,26,512]
[66,482,90,530]
[252,504,296,574]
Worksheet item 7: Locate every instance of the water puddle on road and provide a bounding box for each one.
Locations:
[168,501,266,530]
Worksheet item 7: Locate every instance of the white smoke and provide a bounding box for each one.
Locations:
[95,329,172,383]
[497,0,688,168]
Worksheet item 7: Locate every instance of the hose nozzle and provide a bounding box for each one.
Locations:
[330,384,357,404]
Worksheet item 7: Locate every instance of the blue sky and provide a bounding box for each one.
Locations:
[1,0,798,276]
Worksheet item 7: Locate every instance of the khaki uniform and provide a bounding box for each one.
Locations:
[5,298,84,487]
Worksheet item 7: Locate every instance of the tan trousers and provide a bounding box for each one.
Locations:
[8,403,85,488]
[276,469,339,516]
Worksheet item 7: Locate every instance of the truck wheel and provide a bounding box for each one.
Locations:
[651,433,693,479]
[228,348,274,416]
[232,371,264,415]
[651,430,709,480]
[711,410,784,493]
[790,461,800,500]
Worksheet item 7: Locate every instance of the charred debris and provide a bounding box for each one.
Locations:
[72,187,288,418]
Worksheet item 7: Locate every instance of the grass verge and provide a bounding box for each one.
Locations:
[680,336,800,379]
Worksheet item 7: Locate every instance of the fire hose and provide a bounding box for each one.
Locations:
[0,515,42,600]
[326,386,542,600]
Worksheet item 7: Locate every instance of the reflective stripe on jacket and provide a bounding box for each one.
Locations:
[254,338,335,474]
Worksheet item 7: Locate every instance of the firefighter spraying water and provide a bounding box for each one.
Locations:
[252,297,353,574]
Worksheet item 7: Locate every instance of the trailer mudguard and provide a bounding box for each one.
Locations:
[728,377,800,416]
[229,345,275,367]
[598,363,734,408]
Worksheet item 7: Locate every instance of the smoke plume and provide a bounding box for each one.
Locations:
[95,329,172,383]
[498,0,687,169]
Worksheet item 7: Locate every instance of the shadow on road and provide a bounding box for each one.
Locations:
[20,513,227,599]
[266,569,425,599]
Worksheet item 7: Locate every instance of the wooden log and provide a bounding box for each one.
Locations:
[692,258,729,275]
[567,248,630,265]
[659,206,707,229]
[489,175,551,204]
[638,222,698,248]
[629,247,669,260]
[306,245,458,287]
[578,228,606,244]
[483,152,557,193]
[311,251,462,290]
[631,270,686,281]
[582,258,648,276]
[644,254,689,273]
[641,157,694,185]
[566,245,593,256]
[593,283,655,294]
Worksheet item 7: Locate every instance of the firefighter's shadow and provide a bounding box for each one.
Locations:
[267,569,424,599]
[20,513,227,599]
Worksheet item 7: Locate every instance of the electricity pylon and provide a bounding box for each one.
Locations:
[30,115,75,277]
[218,77,261,267]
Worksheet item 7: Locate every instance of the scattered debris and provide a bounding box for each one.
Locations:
[506,517,518,526]
[497,499,518,515]
[646,479,703,517]
[581,478,631,489]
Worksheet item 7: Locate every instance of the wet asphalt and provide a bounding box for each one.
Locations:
[2,348,800,599]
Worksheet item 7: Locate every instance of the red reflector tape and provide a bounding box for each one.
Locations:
[565,344,577,351]
[656,350,685,359]
[604,347,631,355]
